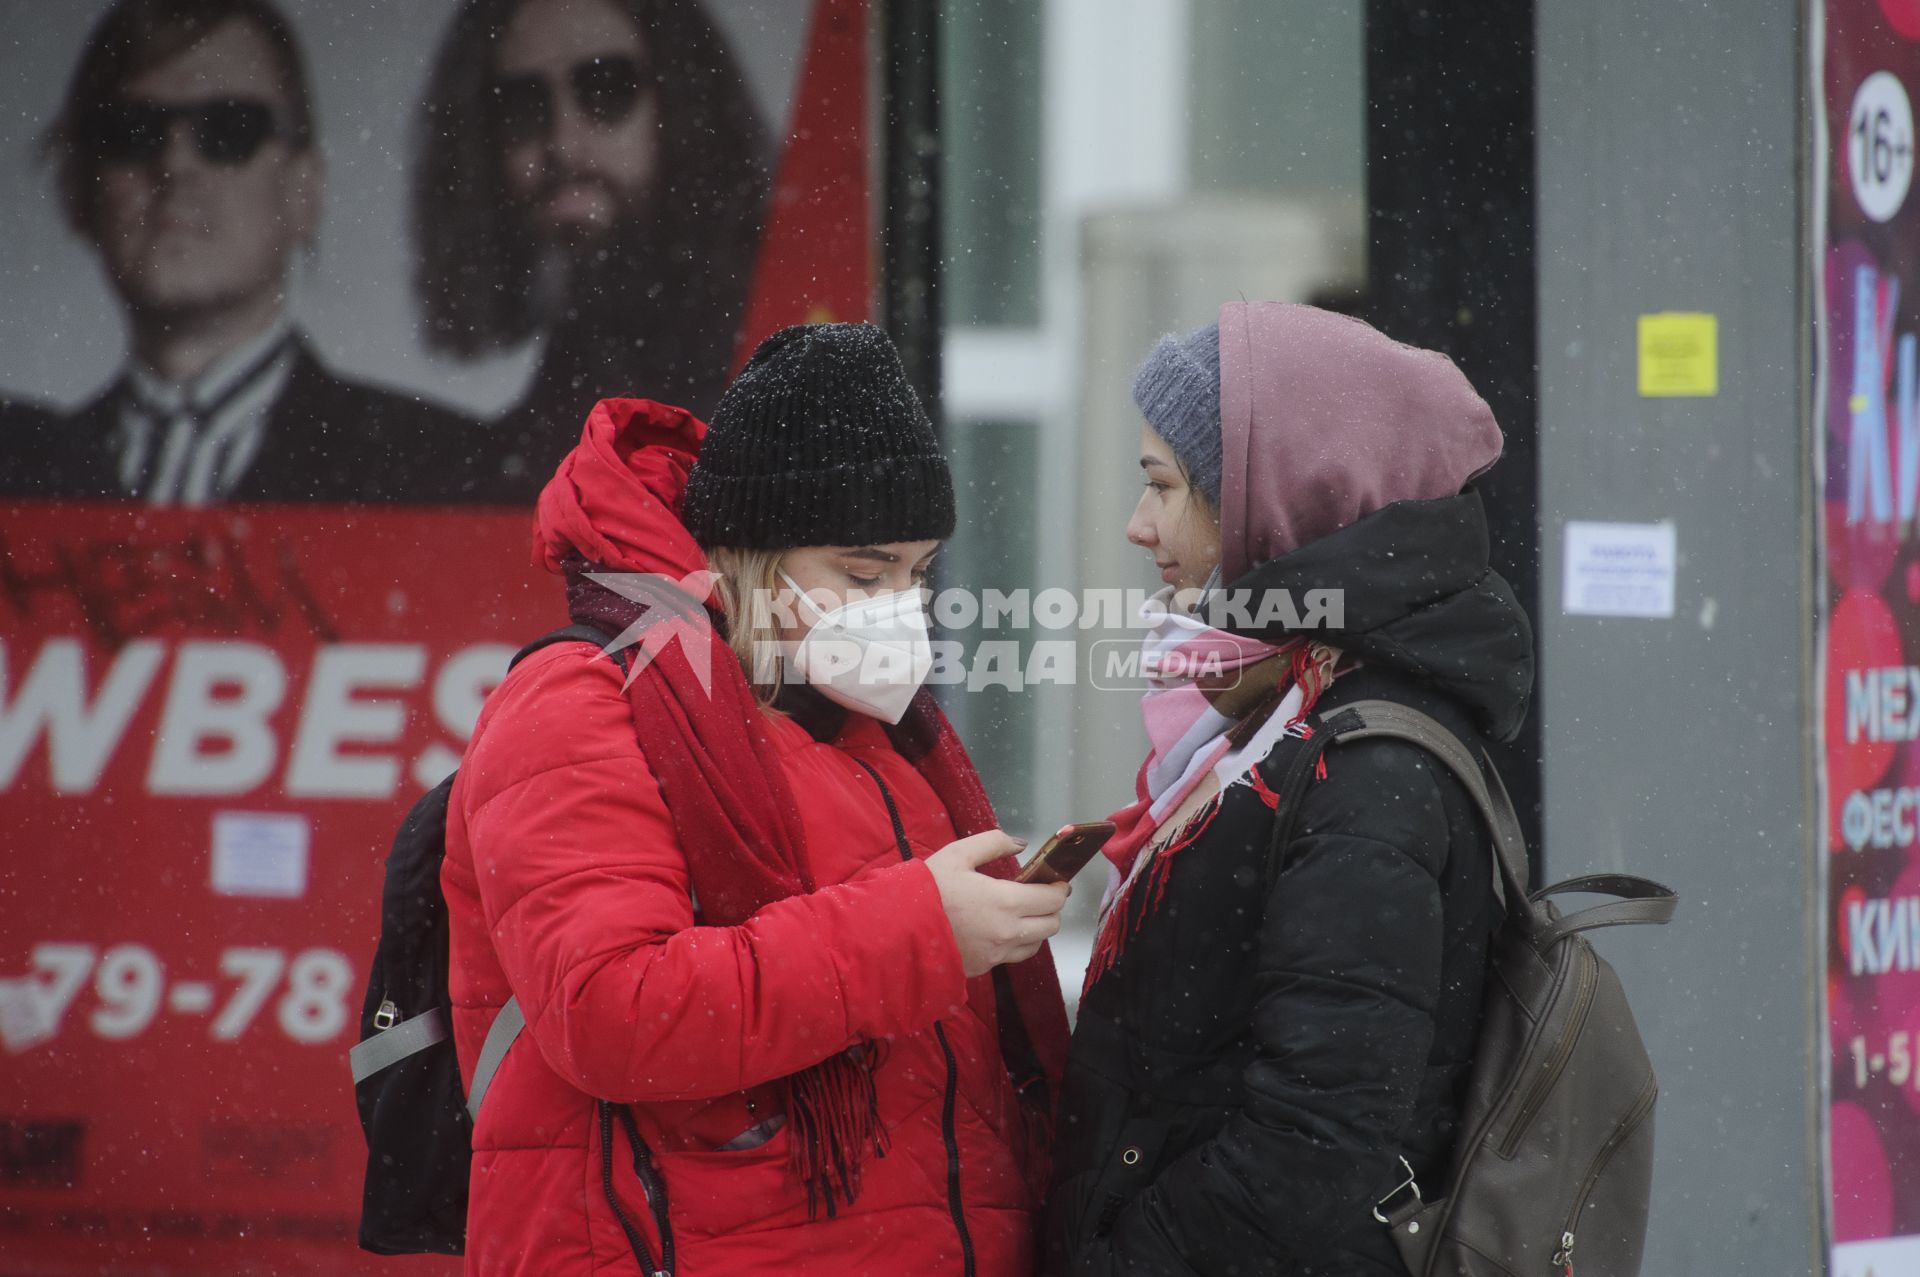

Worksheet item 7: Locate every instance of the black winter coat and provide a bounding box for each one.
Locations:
[1044,490,1535,1276]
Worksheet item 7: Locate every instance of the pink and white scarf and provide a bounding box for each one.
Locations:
[1086,587,1339,987]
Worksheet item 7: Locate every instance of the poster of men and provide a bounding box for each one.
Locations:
[0,0,814,505]
[0,1,870,1271]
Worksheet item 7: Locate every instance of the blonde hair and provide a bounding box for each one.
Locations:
[705,545,788,706]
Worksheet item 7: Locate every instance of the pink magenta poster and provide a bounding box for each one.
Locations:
[1822,1,1920,1271]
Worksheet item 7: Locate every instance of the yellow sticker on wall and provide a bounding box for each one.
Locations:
[1637,313,1718,397]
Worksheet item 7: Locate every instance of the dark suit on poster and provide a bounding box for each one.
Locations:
[0,397,58,444]
[0,338,493,504]
[0,397,70,496]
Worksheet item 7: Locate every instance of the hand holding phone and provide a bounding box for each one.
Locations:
[1015,821,1117,886]
[926,830,1071,977]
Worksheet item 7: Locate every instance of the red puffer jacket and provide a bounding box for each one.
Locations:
[443,399,1056,1275]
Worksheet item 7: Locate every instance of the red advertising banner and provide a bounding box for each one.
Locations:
[1824,2,1920,1273]
[0,505,550,1274]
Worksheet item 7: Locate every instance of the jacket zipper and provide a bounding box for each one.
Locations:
[933,1021,978,1277]
[1552,1077,1657,1274]
[599,1102,671,1277]
[616,1105,675,1274]
[854,757,976,1277]
[1499,956,1598,1157]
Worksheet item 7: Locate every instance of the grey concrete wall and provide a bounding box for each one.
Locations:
[1535,1,1819,1271]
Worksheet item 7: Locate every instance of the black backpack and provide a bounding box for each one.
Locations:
[347,624,615,1255]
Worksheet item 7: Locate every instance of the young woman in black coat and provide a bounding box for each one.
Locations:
[1044,302,1535,1276]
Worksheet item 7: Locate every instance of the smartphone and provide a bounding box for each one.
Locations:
[1015,821,1117,886]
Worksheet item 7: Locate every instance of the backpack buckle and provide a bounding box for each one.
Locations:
[1372,1156,1422,1225]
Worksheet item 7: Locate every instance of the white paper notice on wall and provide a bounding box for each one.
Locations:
[1562,521,1677,618]
[210,812,311,898]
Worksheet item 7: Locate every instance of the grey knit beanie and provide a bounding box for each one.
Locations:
[1130,323,1222,504]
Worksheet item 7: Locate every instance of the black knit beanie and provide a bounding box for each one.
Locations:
[681,323,957,548]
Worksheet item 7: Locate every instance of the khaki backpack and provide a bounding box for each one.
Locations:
[1277,700,1678,1277]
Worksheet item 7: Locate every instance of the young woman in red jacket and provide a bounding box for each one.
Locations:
[443,323,1072,1276]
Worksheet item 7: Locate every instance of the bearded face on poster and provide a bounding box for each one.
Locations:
[413,0,773,498]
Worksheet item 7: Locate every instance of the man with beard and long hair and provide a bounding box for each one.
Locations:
[413,0,771,501]
[8,0,479,504]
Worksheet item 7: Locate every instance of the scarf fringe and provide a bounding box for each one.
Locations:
[1083,794,1224,994]
[787,1044,891,1220]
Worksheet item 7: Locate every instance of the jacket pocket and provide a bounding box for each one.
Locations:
[651,1114,805,1238]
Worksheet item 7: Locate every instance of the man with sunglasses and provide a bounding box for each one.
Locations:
[414,0,771,499]
[12,0,478,505]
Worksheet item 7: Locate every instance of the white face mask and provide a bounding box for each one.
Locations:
[779,570,934,724]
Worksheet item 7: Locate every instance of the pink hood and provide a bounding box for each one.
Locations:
[1216,302,1504,581]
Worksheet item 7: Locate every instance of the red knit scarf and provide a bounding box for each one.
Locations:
[567,569,1069,1216]
[1085,638,1340,992]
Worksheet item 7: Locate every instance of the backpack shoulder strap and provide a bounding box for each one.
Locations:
[1312,699,1536,929]
[510,622,620,670]
[467,996,524,1121]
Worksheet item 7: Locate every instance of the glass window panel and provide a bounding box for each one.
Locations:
[934,417,1041,831]
[940,2,1044,327]
[1187,0,1364,204]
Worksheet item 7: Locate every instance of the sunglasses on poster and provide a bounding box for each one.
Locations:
[82,97,300,167]
[488,54,654,145]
